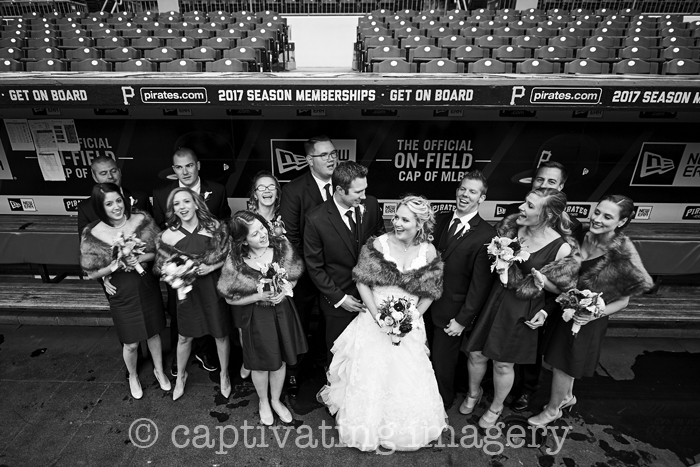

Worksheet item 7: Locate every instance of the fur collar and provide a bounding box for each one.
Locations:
[498,214,582,300]
[153,222,230,275]
[351,236,444,300]
[217,238,304,300]
[80,211,160,274]
[578,232,653,302]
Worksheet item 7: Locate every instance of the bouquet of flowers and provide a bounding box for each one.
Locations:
[487,236,531,285]
[375,296,416,346]
[111,232,147,276]
[161,254,199,301]
[556,289,606,337]
[257,262,293,297]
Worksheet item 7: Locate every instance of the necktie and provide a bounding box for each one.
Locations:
[447,218,461,240]
[345,210,356,236]
[324,183,332,202]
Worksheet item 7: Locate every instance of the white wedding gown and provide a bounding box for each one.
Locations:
[318,235,447,451]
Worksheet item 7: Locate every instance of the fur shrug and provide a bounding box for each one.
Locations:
[578,232,653,303]
[153,221,230,276]
[80,211,160,274]
[499,214,582,300]
[216,237,305,301]
[352,237,444,301]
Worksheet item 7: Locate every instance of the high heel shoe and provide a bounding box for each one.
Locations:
[220,375,231,399]
[270,399,293,424]
[129,374,143,400]
[259,401,274,426]
[154,368,172,391]
[528,409,563,428]
[542,395,577,412]
[459,387,483,415]
[240,364,251,380]
[173,371,188,401]
[478,407,502,429]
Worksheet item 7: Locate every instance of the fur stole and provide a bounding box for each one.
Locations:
[216,237,304,300]
[153,222,230,275]
[498,214,582,300]
[352,237,444,301]
[578,232,653,302]
[80,211,160,274]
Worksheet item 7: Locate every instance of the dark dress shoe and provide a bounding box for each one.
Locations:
[195,353,218,372]
[512,393,532,413]
[170,359,178,377]
[286,376,299,398]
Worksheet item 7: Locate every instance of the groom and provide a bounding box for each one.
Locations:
[304,161,385,364]
[430,170,496,410]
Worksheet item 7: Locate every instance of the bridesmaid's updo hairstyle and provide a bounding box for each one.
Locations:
[165,187,217,232]
[229,210,281,265]
[529,187,572,236]
[92,183,131,226]
[598,194,635,231]
[396,195,435,245]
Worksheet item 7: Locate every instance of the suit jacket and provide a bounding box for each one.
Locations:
[504,202,583,244]
[303,196,385,317]
[77,186,150,236]
[152,179,231,229]
[280,170,325,256]
[429,211,496,330]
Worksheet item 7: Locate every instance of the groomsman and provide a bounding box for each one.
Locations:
[430,170,496,410]
[77,156,150,235]
[304,161,385,365]
[280,136,338,395]
[152,147,231,377]
[503,160,582,413]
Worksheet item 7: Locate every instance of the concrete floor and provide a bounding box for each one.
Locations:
[1,324,698,466]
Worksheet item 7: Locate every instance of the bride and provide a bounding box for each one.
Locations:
[318,195,447,451]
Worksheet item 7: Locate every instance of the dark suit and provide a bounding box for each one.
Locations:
[77,187,150,235]
[304,196,385,363]
[151,178,231,362]
[152,179,231,230]
[430,211,496,407]
[503,201,582,398]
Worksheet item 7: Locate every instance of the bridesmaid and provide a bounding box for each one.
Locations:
[462,188,581,428]
[80,183,170,399]
[218,210,307,426]
[529,195,653,427]
[155,188,232,401]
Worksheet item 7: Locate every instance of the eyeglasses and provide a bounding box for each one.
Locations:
[255,184,277,192]
[308,150,339,160]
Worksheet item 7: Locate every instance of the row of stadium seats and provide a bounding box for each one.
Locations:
[0,57,252,71]
[14,9,282,22]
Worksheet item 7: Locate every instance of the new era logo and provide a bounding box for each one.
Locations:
[640,151,675,177]
[275,149,308,174]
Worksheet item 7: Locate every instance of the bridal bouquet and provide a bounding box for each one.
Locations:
[556,289,606,337]
[487,236,531,285]
[161,254,199,301]
[111,232,147,276]
[376,296,416,346]
[257,262,293,297]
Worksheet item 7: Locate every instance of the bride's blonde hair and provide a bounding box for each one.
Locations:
[396,194,435,245]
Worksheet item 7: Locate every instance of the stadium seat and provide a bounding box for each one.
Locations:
[26,37,59,49]
[427,27,455,39]
[474,35,508,51]
[661,27,690,38]
[24,46,63,61]
[202,37,234,50]
[548,35,583,48]
[363,36,397,48]
[183,46,219,62]
[26,58,67,71]
[623,36,656,49]
[493,45,528,62]
[188,28,213,41]
[460,26,488,38]
[96,37,130,50]
[564,58,609,74]
[586,35,621,48]
[66,47,101,61]
[527,26,558,38]
[114,58,157,72]
[206,58,249,71]
[368,45,405,64]
[421,58,464,73]
[104,47,140,62]
[535,45,575,62]
[451,45,488,63]
[131,37,164,50]
[613,58,656,74]
[167,36,198,51]
[620,45,658,61]
[512,35,545,50]
[372,58,416,72]
[408,45,447,63]
[516,58,559,74]
[216,28,247,40]
[401,35,432,49]
[145,47,179,63]
[161,58,201,72]
[662,59,700,75]
[467,58,510,73]
[437,35,469,50]
[71,58,111,71]
[0,58,22,71]
[223,47,263,71]
[660,36,690,48]
[0,37,25,49]
[153,28,182,39]
[59,36,95,50]
[662,46,698,61]
[494,26,524,38]
[0,47,23,61]
[578,45,617,62]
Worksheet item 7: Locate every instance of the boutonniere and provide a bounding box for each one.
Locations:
[129,196,137,206]
[457,223,471,239]
[359,203,366,221]
[203,191,212,200]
